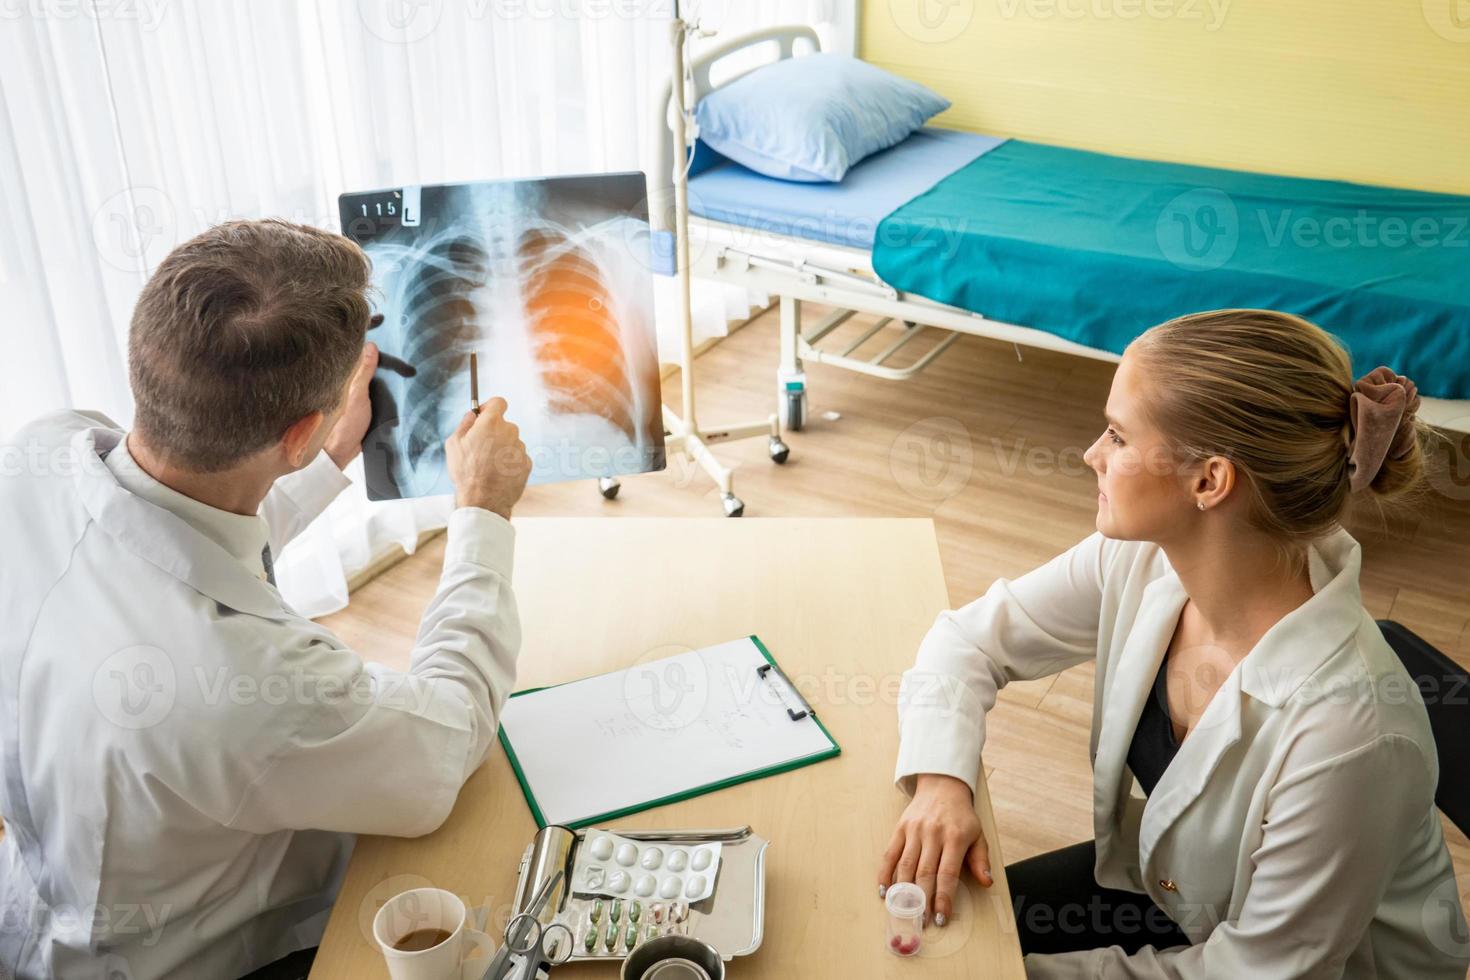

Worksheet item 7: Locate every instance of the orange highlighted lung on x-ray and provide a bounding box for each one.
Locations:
[339,173,667,501]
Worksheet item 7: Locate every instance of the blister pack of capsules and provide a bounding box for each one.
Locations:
[571,894,691,956]
[571,829,722,903]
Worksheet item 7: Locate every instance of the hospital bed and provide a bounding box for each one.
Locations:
[648,26,1470,438]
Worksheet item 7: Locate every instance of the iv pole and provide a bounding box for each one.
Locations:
[599,0,789,517]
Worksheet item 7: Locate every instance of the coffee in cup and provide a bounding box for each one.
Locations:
[373,888,495,980]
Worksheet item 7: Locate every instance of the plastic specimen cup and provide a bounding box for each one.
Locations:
[885,882,925,957]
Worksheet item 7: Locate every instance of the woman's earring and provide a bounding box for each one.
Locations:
[1197,501,1206,511]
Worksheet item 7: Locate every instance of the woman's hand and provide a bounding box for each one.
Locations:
[878,773,993,926]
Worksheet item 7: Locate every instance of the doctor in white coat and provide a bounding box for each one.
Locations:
[0,219,533,980]
[879,309,1469,978]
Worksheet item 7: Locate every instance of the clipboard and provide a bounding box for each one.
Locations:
[497,636,842,829]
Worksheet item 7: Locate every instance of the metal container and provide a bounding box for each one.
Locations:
[511,825,767,963]
[622,936,727,980]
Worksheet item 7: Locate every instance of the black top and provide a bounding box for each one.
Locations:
[1126,656,1181,796]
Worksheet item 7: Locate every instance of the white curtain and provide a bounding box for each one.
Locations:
[0,0,855,616]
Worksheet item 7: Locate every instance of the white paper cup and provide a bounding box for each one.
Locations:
[372,887,496,980]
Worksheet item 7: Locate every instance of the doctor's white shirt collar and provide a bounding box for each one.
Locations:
[102,432,271,582]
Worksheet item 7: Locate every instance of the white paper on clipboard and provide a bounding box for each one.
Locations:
[499,636,837,828]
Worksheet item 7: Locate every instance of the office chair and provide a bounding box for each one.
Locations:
[1378,619,1470,835]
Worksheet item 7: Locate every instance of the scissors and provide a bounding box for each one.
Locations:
[479,870,573,980]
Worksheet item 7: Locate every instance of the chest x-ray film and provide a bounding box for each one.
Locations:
[339,173,666,501]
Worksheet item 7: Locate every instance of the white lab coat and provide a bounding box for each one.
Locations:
[895,529,1469,979]
[0,412,521,980]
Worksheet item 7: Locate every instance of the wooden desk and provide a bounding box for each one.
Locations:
[309,518,1025,978]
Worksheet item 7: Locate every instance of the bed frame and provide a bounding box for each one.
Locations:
[649,26,1470,439]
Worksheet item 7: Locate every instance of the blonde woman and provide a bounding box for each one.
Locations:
[878,310,1469,978]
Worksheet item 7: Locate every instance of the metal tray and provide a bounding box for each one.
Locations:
[512,825,768,963]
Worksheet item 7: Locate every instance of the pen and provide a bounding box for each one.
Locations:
[470,353,480,415]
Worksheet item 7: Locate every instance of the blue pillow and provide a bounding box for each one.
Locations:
[694,53,950,183]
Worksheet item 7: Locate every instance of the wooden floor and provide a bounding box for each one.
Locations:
[326,302,1470,945]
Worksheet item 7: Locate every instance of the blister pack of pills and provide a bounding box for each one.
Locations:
[571,829,722,904]
[567,896,692,957]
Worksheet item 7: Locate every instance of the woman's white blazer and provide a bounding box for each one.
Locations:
[895,529,1469,979]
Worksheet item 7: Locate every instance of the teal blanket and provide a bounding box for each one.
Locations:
[872,140,1470,399]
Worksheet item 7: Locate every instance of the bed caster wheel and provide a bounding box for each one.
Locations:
[598,477,621,500]
[721,493,744,518]
[785,391,805,432]
[769,436,790,465]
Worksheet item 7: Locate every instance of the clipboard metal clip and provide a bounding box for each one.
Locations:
[755,662,815,722]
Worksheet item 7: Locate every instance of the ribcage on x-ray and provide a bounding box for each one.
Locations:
[384,188,657,489]
[399,235,491,470]
[517,228,642,444]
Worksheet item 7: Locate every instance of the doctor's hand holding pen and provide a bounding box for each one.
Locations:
[445,396,533,520]
[878,773,994,927]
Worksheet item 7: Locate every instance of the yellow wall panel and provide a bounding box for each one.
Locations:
[862,0,1470,194]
